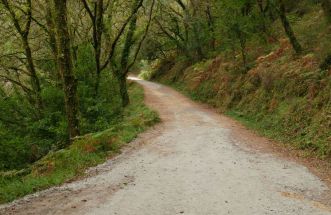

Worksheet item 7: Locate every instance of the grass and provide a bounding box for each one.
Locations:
[154,49,331,160]
[226,110,291,143]
[0,83,159,204]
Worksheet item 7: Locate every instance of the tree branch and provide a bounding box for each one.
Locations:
[100,0,144,71]
[126,0,156,74]
[0,74,33,93]
[81,0,95,20]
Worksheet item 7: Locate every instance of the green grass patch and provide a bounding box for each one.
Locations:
[226,110,291,143]
[0,83,159,204]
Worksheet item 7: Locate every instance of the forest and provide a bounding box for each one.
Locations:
[0,0,157,171]
[0,0,330,204]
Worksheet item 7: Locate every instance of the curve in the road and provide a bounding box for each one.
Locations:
[1,79,330,215]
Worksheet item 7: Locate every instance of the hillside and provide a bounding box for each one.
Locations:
[146,3,331,160]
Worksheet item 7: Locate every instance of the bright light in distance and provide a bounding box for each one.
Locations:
[128,76,142,81]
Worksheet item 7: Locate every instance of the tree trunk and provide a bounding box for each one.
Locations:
[53,0,80,141]
[116,73,129,107]
[120,14,138,70]
[278,0,302,53]
[116,0,140,107]
[120,78,129,107]
[45,0,60,83]
[80,0,104,95]
[190,0,205,60]
[22,38,44,112]
[257,0,268,39]
[175,0,190,56]
[94,0,104,96]
[239,34,248,72]
[206,3,216,51]
[321,0,331,23]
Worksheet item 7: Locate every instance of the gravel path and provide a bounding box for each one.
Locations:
[1,78,330,215]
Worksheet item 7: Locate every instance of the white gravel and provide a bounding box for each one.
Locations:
[1,78,330,215]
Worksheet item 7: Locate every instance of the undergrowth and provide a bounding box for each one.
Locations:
[0,83,159,203]
[146,6,331,161]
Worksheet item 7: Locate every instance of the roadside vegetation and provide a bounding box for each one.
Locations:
[0,0,159,203]
[138,0,331,160]
[0,83,159,203]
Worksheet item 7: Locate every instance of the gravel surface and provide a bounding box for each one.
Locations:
[1,78,330,215]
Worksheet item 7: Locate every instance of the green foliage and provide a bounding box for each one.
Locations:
[0,0,159,203]
[0,85,67,170]
[0,43,124,171]
[138,60,154,80]
[157,46,331,159]
[0,83,159,203]
[0,0,157,172]
[144,0,330,162]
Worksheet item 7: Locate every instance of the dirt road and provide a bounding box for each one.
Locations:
[1,78,330,215]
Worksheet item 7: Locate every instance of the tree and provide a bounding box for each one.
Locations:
[116,0,140,107]
[190,0,206,60]
[80,0,105,95]
[216,0,254,72]
[45,0,60,82]
[0,0,44,114]
[321,0,331,23]
[205,0,216,51]
[52,0,80,141]
[256,0,275,40]
[115,0,156,107]
[80,0,144,96]
[277,0,302,53]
